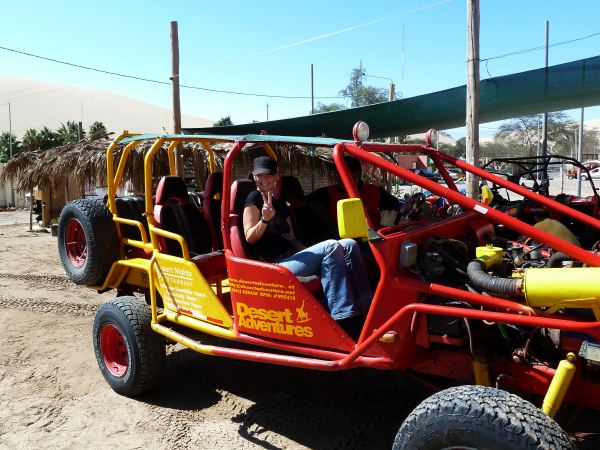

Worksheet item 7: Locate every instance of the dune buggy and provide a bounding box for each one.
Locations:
[58,124,600,449]
[482,154,599,197]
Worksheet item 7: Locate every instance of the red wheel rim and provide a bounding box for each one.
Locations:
[99,324,128,377]
[65,218,87,268]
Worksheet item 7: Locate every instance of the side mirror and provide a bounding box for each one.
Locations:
[337,198,368,239]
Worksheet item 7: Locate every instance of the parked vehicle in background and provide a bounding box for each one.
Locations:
[585,160,600,170]
[445,167,465,181]
[482,155,599,197]
[582,166,600,180]
[411,168,441,182]
[565,160,600,179]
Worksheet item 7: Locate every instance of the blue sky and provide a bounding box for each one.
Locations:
[2,0,600,138]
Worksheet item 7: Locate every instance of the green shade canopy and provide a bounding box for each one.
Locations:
[119,133,347,147]
[184,55,600,140]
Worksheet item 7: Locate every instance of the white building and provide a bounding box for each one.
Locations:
[0,163,25,208]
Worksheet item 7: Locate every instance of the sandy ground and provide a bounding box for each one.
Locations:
[0,218,430,449]
[0,207,599,449]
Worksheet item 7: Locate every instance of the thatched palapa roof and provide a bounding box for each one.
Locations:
[0,135,336,194]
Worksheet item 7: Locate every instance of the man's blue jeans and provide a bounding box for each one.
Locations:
[275,239,372,320]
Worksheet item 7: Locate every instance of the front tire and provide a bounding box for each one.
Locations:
[93,296,165,396]
[393,385,574,450]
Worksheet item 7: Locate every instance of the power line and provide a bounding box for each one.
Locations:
[481,30,600,62]
[0,45,343,100]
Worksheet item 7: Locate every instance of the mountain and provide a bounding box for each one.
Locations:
[0,76,213,137]
[408,131,456,145]
[585,118,600,131]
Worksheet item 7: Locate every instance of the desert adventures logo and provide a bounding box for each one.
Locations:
[236,301,313,338]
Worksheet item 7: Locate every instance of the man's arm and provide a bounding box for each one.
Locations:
[243,191,275,244]
[243,204,269,244]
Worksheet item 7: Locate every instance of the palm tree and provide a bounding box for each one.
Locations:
[0,132,21,162]
[39,126,58,150]
[56,121,81,144]
[88,121,107,140]
[22,128,41,151]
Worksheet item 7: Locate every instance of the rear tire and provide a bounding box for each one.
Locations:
[93,296,165,396]
[57,198,119,285]
[392,385,574,450]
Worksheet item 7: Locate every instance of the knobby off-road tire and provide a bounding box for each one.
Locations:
[393,385,574,450]
[93,296,165,397]
[57,198,119,285]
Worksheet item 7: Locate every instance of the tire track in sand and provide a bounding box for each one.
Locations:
[0,272,71,286]
[0,295,98,317]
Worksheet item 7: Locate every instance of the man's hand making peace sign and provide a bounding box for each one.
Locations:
[261,190,275,223]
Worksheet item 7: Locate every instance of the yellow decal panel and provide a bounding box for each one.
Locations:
[227,268,355,350]
[153,255,232,328]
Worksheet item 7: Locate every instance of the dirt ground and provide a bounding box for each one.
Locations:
[0,213,599,449]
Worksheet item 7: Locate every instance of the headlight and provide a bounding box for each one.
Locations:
[426,129,439,148]
[352,121,370,142]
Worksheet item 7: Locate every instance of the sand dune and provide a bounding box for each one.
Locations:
[0,76,212,137]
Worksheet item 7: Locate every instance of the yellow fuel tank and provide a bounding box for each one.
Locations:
[523,267,600,309]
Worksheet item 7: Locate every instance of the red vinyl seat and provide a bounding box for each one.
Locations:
[203,172,223,250]
[153,176,226,280]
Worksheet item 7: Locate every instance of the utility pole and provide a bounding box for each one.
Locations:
[310,64,314,114]
[577,107,584,196]
[8,102,15,207]
[8,102,17,207]
[1,101,16,207]
[7,102,12,160]
[401,22,405,99]
[541,21,549,159]
[310,64,315,191]
[466,0,480,199]
[170,21,183,176]
[388,81,396,143]
[266,103,269,121]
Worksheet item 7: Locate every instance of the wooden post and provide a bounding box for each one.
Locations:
[310,65,315,190]
[576,107,584,196]
[466,0,480,199]
[29,189,33,231]
[310,64,314,115]
[541,21,549,159]
[171,21,183,177]
[41,188,50,227]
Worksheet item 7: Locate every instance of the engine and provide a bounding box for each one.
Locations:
[411,219,600,382]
